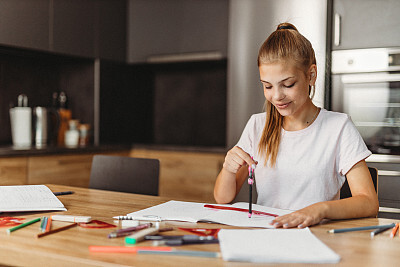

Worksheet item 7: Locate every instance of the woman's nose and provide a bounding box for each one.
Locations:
[272,87,285,101]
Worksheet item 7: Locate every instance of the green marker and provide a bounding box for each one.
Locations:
[7,217,41,234]
[125,227,159,244]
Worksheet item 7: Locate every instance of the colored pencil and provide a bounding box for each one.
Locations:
[137,250,221,258]
[89,246,173,253]
[328,223,396,234]
[37,223,77,238]
[45,216,52,232]
[370,226,392,237]
[390,222,399,238]
[7,217,41,234]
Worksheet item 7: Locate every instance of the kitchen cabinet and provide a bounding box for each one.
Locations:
[52,0,126,60]
[97,0,126,62]
[0,150,130,187]
[130,148,225,202]
[0,0,126,61]
[332,0,400,50]
[0,157,28,185]
[127,0,228,63]
[52,0,96,58]
[0,0,49,51]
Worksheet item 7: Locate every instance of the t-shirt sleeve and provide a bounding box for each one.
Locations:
[236,115,256,156]
[337,115,372,175]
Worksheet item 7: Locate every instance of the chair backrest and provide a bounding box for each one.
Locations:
[340,167,378,199]
[89,155,159,196]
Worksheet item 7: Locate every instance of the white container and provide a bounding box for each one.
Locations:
[10,107,32,147]
[64,119,79,147]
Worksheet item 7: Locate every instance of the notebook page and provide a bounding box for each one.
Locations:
[218,228,340,263]
[200,203,292,228]
[0,185,66,212]
[126,200,217,222]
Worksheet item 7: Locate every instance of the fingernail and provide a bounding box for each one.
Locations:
[298,224,303,228]
[251,164,256,169]
[283,223,289,228]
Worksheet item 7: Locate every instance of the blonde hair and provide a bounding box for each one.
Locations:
[257,22,317,167]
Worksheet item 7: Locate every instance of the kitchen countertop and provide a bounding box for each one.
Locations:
[0,144,131,157]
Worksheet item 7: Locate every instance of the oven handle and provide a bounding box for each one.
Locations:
[342,73,400,84]
[378,170,400,177]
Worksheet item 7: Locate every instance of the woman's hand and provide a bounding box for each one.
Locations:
[223,146,257,174]
[270,202,328,228]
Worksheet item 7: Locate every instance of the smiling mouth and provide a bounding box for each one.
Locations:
[275,102,291,109]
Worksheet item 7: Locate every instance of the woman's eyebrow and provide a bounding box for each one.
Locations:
[260,76,295,84]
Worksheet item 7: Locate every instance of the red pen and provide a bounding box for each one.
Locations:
[204,204,278,217]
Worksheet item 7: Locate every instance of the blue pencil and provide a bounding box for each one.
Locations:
[328,223,396,234]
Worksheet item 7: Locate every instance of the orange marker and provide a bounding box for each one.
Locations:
[390,222,399,238]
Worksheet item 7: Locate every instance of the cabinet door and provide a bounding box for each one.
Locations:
[333,0,400,50]
[52,0,96,58]
[97,0,126,61]
[0,157,28,185]
[0,0,49,51]
[27,151,130,187]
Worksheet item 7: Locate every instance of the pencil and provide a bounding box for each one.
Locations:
[137,250,221,258]
[37,223,77,238]
[45,216,52,232]
[7,217,41,234]
[89,246,173,253]
[371,226,392,237]
[328,223,396,234]
[390,222,399,238]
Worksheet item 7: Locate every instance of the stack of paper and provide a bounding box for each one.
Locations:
[218,228,340,263]
[0,185,67,212]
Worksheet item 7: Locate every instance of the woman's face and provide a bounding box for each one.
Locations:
[259,60,316,118]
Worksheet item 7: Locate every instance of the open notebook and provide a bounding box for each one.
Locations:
[0,185,66,212]
[122,200,292,228]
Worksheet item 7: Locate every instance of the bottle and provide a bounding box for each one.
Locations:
[78,124,91,146]
[57,92,72,146]
[65,120,80,147]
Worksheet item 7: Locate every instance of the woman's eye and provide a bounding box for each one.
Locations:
[264,85,272,89]
[285,83,295,88]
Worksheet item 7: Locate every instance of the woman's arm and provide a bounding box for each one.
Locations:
[271,160,379,228]
[214,146,257,204]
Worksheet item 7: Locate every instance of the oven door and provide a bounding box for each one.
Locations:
[332,72,400,154]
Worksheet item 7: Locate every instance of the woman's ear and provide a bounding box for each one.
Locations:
[309,64,317,85]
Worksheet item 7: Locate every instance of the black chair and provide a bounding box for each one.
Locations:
[89,155,159,196]
[340,167,378,199]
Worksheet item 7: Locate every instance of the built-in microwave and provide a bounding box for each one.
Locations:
[331,48,400,218]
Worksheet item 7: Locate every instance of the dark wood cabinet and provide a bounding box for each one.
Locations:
[0,0,50,51]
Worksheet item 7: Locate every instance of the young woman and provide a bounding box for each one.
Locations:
[214,23,379,229]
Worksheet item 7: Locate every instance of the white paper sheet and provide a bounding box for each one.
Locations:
[0,185,67,212]
[125,200,292,228]
[218,228,341,263]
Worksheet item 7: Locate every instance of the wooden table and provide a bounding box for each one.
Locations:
[0,184,399,266]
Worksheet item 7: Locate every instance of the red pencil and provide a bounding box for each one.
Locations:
[204,204,278,217]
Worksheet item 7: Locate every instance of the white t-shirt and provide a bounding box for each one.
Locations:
[236,108,371,210]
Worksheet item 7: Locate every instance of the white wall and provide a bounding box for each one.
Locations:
[227,0,328,147]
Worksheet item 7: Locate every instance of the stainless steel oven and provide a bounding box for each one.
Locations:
[331,48,400,218]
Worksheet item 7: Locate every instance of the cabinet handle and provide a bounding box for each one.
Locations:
[378,170,400,177]
[334,13,341,46]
